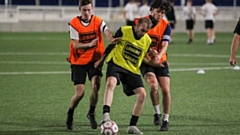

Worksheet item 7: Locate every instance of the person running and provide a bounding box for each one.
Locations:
[65,0,120,130]
[95,18,153,134]
[134,0,172,131]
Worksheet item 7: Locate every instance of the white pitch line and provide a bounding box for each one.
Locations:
[0,71,70,75]
[0,61,229,66]
[0,52,68,55]
[170,66,233,72]
[0,66,236,75]
[0,52,237,58]
[0,61,68,65]
[172,54,228,58]
[170,63,229,66]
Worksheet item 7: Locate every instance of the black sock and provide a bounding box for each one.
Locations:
[189,39,192,42]
[103,105,110,114]
[88,105,96,114]
[129,115,139,126]
[67,108,74,115]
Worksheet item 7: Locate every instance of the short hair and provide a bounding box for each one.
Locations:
[79,0,92,7]
[150,0,171,13]
[143,0,148,4]
[138,18,152,29]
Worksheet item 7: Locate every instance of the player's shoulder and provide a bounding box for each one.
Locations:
[69,16,80,25]
[91,15,103,21]
[70,16,79,22]
[156,19,169,26]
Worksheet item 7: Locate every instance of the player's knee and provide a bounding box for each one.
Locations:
[92,83,100,93]
[136,89,146,103]
[106,78,117,90]
[75,92,84,100]
[161,88,170,96]
[150,85,158,92]
[74,87,84,99]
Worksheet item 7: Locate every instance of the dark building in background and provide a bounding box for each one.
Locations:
[0,0,239,6]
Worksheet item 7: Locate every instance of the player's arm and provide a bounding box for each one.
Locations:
[143,49,164,67]
[94,43,116,69]
[69,25,98,49]
[94,27,123,69]
[199,6,205,16]
[157,24,171,62]
[101,21,122,44]
[213,7,219,17]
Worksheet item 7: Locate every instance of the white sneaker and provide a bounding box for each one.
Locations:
[127,126,143,134]
[102,113,110,123]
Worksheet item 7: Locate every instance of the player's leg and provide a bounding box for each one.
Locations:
[102,76,118,122]
[144,72,161,125]
[187,19,194,44]
[102,62,119,122]
[127,87,146,135]
[66,65,87,130]
[87,65,103,129]
[141,63,161,125]
[158,76,171,131]
[156,64,171,131]
[123,72,145,134]
[211,21,215,43]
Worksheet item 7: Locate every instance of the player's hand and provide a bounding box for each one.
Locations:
[94,59,103,70]
[229,60,237,66]
[148,49,158,57]
[89,38,99,47]
[161,61,169,66]
[148,59,163,67]
[111,37,122,44]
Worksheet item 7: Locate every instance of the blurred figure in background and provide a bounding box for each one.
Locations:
[229,18,240,66]
[182,0,196,44]
[35,0,40,6]
[165,0,176,44]
[139,0,150,17]
[123,0,139,25]
[199,0,219,45]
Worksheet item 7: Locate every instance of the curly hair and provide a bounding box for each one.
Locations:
[150,0,171,13]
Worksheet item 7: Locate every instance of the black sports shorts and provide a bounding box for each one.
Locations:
[71,62,102,85]
[106,60,144,96]
[234,20,240,35]
[205,20,214,29]
[140,62,170,77]
[186,19,194,30]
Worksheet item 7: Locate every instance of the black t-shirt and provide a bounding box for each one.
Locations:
[114,26,142,40]
[234,19,240,35]
[165,6,176,23]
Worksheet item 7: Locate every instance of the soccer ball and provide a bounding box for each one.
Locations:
[101,120,118,135]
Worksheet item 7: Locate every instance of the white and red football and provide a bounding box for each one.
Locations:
[101,120,118,135]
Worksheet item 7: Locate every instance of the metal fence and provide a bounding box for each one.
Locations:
[0,5,239,23]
